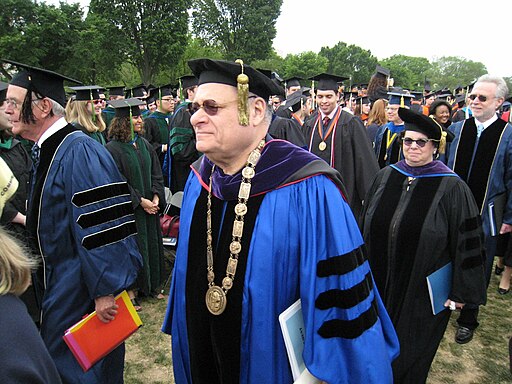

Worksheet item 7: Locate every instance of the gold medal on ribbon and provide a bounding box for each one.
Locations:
[319,141,327,151]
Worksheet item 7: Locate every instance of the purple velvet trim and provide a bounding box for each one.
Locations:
[392,160,456,178]
[198,140,321,200]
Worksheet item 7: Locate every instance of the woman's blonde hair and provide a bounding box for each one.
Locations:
[73,100,106,133]
[65,96,77,122]
[0,228,38,296]
[367,99,388,126]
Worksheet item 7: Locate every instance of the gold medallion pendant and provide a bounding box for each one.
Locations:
[319,141,327,151]
[205,285,227,315]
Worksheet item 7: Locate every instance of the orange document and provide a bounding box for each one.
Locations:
[63,290,143,371]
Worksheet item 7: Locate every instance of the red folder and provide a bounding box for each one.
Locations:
[63,290,143,371]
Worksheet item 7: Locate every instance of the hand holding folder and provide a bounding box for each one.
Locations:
[63,290,143,371]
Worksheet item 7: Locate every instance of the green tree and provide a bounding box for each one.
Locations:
[380,55,432,90]
[0,1,84,78]
[280,51,328,81]
[89,0,189,85]
[319,42,378,85]
[430,56,487,90]
[191,0,283,62]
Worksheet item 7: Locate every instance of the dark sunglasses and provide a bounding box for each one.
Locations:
[93,99,103,105]
[402,137,433,148]
[469,94,490,102]
[190,99,234,116]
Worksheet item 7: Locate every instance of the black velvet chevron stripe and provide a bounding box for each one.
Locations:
[81,221,137,250]
[460,236,482,252]
[459,216,481,233]
[317,300,378,339]
[77,202,133,229]
[461,254,485,270]
[72,182,130,207]
[315,273,373,310]
[316,248,366,277]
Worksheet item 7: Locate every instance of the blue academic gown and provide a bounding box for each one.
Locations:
[28,122,142,383]
[162,139,399,383]
[447,117,512,238]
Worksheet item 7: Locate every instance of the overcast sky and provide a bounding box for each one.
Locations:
[44,0,512,78]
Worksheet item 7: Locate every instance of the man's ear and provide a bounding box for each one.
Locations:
[251,97,267,126]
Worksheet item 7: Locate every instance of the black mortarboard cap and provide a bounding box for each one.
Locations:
[424,91,436,99]
[107,86,125,97]
[309,73,348,92]
[286,90,308,112]
[188,58,282,100]
[398,107,444,141]
[178,75,198,90]
[344,91,358,99]
[125,85,147,99]
[375,65,390,77]
[0,81,8,102]
[410,91,423,99]
[284,76,302,89]
[424,80,431,92]
[109,98,145,118]
[3,59,81,107]
[455,94,466,105]
[356,96,370,106]
[388,90,415,107]
[69,85,102,101]
[436,89,453,100]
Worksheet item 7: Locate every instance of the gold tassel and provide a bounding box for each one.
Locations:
[438,131,447,154]
[400,95,405,108]
[235,59,249,126]
[90,90,96,123]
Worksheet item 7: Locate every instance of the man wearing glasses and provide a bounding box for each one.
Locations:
[447,74,512,344]
[144,85,175,166]
[3,60,142,383]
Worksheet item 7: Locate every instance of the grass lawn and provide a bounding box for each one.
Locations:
[124,266,512,383]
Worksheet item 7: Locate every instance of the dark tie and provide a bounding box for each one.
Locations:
[31,143,40,173]
[323,116,330,127]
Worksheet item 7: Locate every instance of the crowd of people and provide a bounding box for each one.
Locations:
[0,56,511,383]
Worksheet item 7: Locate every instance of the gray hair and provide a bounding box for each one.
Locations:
[31,92,66,117]
[476,75,509,100]
[248,92,272,125]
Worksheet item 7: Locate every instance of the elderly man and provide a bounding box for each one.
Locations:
[303,73,379,218]
[447,74,512,344]
[162,58,399,384]
[3,60,142,383]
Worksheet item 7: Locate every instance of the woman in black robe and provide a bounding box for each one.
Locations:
[360,108,487,383]
[106,98,165,307]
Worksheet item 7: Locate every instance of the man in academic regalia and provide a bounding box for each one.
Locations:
[3,59,142,383]
[162,58,399,384]
[447,74,512,345]
[165,74,200,192]
[303,73,379,218]
[143,85,175,166]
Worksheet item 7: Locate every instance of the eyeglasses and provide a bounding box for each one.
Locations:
[402,137,433,148]
[469,94,491,102]
[161,98,174,102]
[93,99,103,105]
[5,98,20,109]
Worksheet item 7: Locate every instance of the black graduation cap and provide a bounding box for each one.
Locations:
[309,73,348,92]
[398,107,444,141]
[188,58,282,101]
[284,76,302,89]
[285,90,308,112]
[344,91,358,100]
[109,98,146,118]
[356,96,370,106]
[424,80,431,92]
[436,90,453,100]
[455,94,467,105]
[410,91,423,100]
[424,91,436,99]
[0,81,8,101]
[68,85,102,101]
[3,59,81,107]
[125,84,147,99]
[178,75,198,90]
[375,65,390,77]
[107,86,125,97]
[388,90,415,107]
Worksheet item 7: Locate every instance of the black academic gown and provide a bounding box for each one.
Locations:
[303,107,379,218]
[360,162,487,384]
[143,110,171,166]
[268,114,306,148]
